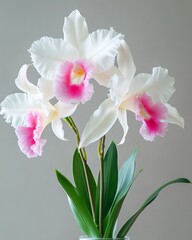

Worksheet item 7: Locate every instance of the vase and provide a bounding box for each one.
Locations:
[79,237,130,240]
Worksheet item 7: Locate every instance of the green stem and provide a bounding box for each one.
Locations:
[65,117,87,161]
[98,135,106,236]
[64,117,96,223]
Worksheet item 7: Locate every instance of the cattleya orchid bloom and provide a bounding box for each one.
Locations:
[0,65,77,158]
[29,10,123,104]
[79,40,184,147]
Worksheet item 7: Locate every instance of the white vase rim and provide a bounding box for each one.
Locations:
[79,236,130,240]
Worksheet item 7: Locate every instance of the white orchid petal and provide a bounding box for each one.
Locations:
[166,103,184,128]
[15,64,41,97]
[93,66,120,87]
[109,74,129,105]
[129,67,175,103]
[54,101,77,118]
[51,118,67,141]
[127,73,149,97]
[63,10,89,50]
[117,40,136,81]
[38,78,54,101]
[29,36,79,80]
[118,109,129,145]
[82,28,124,72]
[109,75,120,105]
[0,93,50,128]
[146,67,175,103]
[79,99,118,148]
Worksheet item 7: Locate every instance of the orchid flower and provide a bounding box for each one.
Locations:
[29,10,123,104]
[0,65,77,158]
[79,40,184,147]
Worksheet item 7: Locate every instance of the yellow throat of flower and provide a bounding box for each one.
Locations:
[71,64,85,85]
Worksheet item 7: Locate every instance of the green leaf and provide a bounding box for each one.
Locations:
[95,173,100,225]
[55,169,100,237]
[115,149,138,204]
[73,149,97,216]
[103,142,118,218]
[117,178,191,238]
[104,149,138,238]
[103,197,124,238]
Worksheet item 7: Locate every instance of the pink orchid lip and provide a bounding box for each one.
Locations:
[134,93,168,141]
[54,59,94,104]
[15,112,46,158]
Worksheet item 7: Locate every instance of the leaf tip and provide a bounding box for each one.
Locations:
[111,140,117,147]
[55,169,61,179]
[182,178,191,184]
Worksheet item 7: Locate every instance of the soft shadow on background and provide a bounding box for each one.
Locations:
[0,0,191,240]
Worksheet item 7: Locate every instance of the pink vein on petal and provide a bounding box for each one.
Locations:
[134,93,168,141]
[54,59,94,104]
[15,112,46,158]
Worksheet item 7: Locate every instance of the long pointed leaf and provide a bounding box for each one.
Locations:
[73,149,96,216]
[103,142,118,218]
[117,178,191,238]
[104,149,138,237]
[115,149,138,204]
[68,197,94,236]
[103,196,124,238]
[103,170,142,238]
[55,170,100,237]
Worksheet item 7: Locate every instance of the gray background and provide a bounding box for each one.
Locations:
[0,0,191,239]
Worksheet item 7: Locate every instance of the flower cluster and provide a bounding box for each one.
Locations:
[0,10,184,158]
[1,10,190,239]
